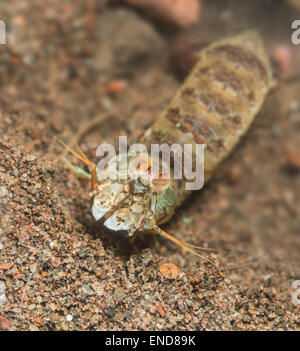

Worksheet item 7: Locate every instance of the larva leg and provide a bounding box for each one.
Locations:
[148,224,218,269]
[57,114,113,163]
[55,137,98,191]
[90,164,98,191]
[62,156,91,180]
[62,157,98,191]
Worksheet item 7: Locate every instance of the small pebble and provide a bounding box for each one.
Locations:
[66,314,73,322]
[0,281,7,305]
[157,306,165,317]
[0,262,11,270]
[125,0,201,27]
[271,44,292,77]
[28,304,36,311]
[286,146,300,169]
[0,186,9,198]
[106,80,126,95]
[82,284,94,296]
[0,316,10,330]
[159,263,180,279]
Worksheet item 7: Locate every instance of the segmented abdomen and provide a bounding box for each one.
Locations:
[141,31,274,204]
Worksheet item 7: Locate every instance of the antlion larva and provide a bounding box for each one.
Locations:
[63,31,274,261]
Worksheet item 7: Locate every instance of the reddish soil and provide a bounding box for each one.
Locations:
[0,0,299,330]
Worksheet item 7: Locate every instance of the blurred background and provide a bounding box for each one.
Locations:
[0,0,299,331]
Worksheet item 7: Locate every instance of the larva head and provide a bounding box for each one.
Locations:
[90,153,179,235]
[59,142,218,264]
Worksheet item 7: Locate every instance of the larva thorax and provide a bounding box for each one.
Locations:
[91,31,274,237]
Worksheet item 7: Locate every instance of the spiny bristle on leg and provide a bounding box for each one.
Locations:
[55,136,95,169]
[151,225,219,269]
[55,136,98,190]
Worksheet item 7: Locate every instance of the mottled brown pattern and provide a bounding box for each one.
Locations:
[198,91,230,115]
[141,129,193,177]
[179,114,206,143]
[198,65,255,105]
[141,129,179,148]
[209,44,267,81]
[229,114,242,126]
[165,107,226,158]
[182,87,195,96]
[146,31,272,198]
[165,109,204,142]
[164,83,239,158]
[165,107,181,124]
[181,80,242,130]
[182,84,242,137]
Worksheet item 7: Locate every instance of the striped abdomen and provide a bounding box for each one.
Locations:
[141,31,274,204]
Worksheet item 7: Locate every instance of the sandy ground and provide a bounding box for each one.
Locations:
[0,0,299,330]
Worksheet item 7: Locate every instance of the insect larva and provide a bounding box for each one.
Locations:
[62,31,274,261]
